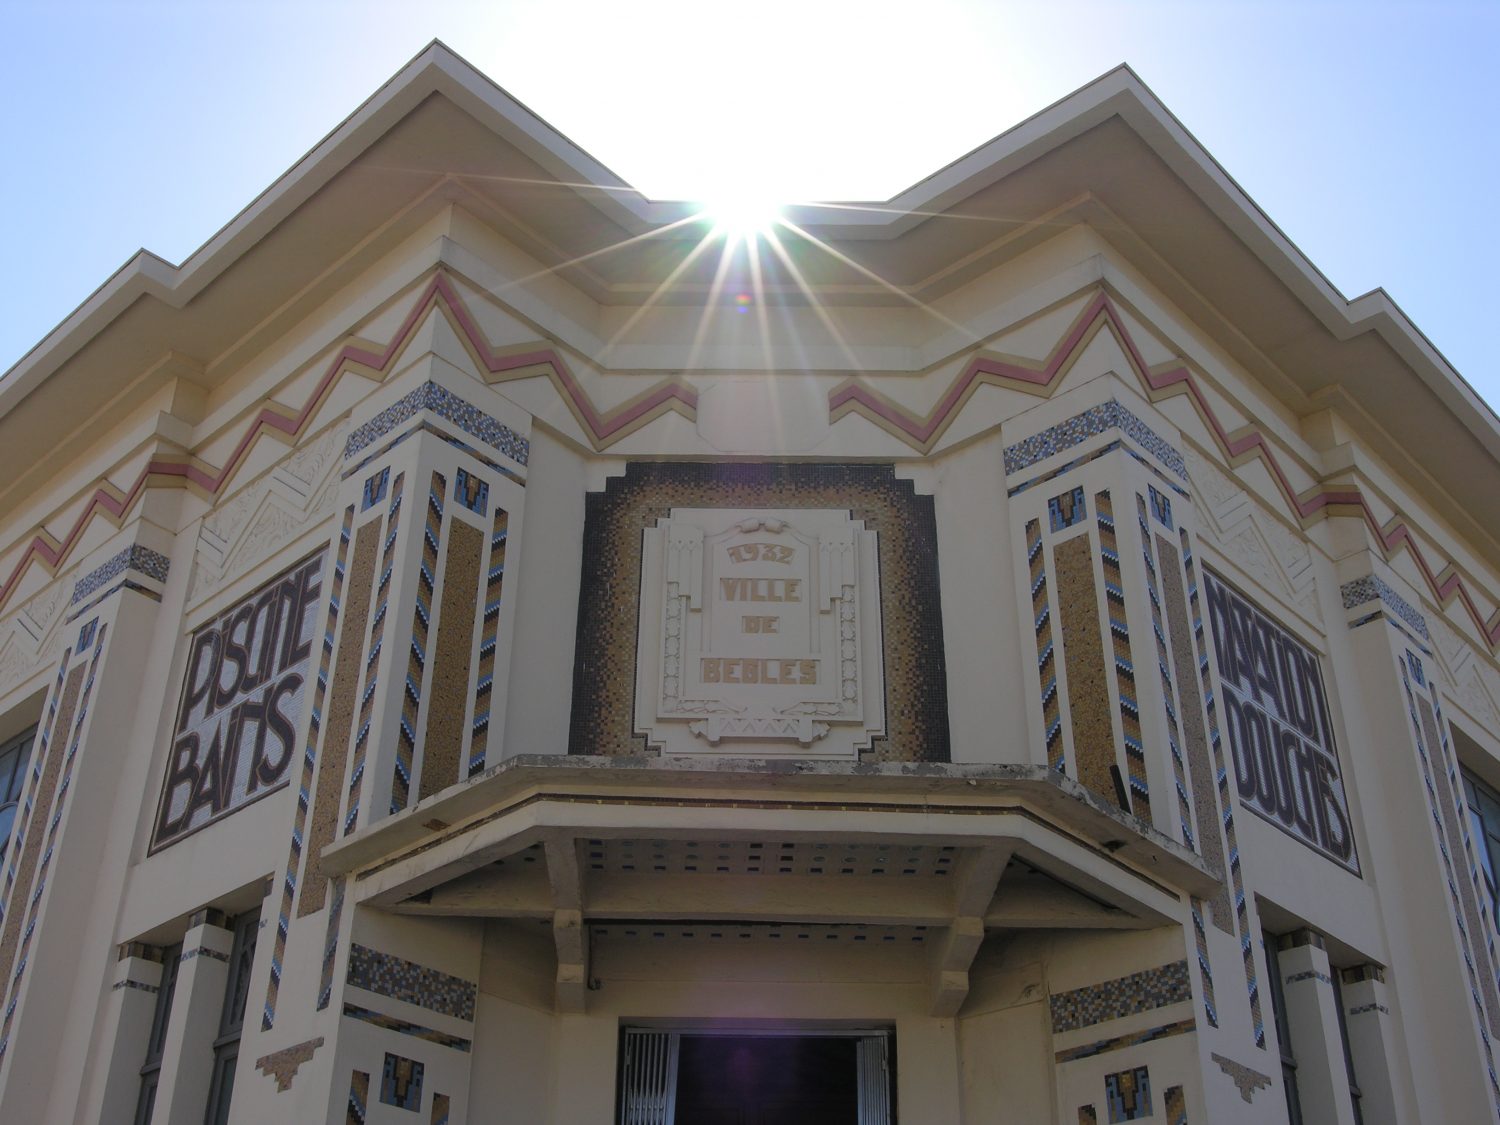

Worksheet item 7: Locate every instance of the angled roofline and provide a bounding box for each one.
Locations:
[3,40,1495,464]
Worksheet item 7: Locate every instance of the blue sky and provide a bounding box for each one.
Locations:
[3,1,1496,412]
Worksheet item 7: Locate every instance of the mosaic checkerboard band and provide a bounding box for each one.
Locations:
[1050,960,1192,1033]
[469,509,508,777]
[1004,398,1187,481]
[346,474,406,834]
[1400,655,1500,1113]
[345,380,529,467]
[264,506,353,1031]
[69,544,170,604]
[1341,574,1430,641]
[0,627,108,1058]
[1097,491,1150,824]
[1182,532,1263,1050]
[1027,519,1065,774]
[347,943,477,1021]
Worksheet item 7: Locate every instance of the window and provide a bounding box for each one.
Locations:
[135,943,182,1125]
[1462,768,1500,928]
[204,911,259,1125]
[0,726,36,861]
[1263,932,1304,1125]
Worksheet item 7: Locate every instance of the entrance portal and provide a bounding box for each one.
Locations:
[619,1029,893,1125]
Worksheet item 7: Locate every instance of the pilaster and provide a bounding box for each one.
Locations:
[151,910,235,1125]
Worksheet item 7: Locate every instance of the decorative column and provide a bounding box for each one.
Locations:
[1339,964,1401,1125]
[93,943,167,1121]
[150,909,235,1125]
[243,357,527,1125]
[1273,930,1357,1125]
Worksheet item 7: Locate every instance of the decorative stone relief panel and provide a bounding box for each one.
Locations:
[573,463,948,762]
[635,507,884,758]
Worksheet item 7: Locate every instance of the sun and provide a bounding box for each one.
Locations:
[699,194,783,240]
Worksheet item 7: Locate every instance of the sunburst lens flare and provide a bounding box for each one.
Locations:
[698,196,783,241]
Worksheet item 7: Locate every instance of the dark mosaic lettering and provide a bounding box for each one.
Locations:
[153,552,325,849]
[1204,570,1358,874]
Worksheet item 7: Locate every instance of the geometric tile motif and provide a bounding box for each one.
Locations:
[1105,1065,1151,1122]
[1050,960,1193,1033]
[453,467,488,517]
[1050,486,1087,532]
[1210,1052,1271,1103]
[431,1093,451,1125]
[380,1052,424,1111]
[1004,398,1187,481]
[1149,484,1173,529]
[347,943,477,1022]
[362,467,390,511]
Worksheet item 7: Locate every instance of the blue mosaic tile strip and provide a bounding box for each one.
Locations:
[70,544,170,604]
[345,381,529,466]
[342,1004,472,1052]
[1050,960,1193,1033]
[1005,399,1187,481]
[1055,1018,1196,1063]
[347,943,477,1021]
[1341,574,1430,641]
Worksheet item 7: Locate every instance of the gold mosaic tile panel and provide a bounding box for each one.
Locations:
[570,464,949,761]
[1055,534,1118,805]
[420,520,483,801]
[299,520,380,919]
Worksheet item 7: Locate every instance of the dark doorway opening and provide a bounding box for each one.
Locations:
[674,1034,857,1125]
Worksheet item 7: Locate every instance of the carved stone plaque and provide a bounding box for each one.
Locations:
[635,508,884,757]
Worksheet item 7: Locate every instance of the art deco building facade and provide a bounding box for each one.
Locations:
[0,44,1496,1124]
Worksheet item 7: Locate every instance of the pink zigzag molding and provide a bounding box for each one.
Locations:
[0,272,696,615]
[829,290,1500,647]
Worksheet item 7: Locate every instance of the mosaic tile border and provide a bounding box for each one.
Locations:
[394,473,446,811]
[1026,519,1065,774]
[1054,1018,1195,1063]
[1184,541,1263,1049]
[1005,399,1188,482]
[1050,960,1192,1033]
[1341,574,1430,641]
[343,1003,472,1052]
[263,505,354,1031]
[1098,492,1151,825]
[469,509,508,777]
[345,381,529,467]
[347,1069,369,1125]
[69,544,170,604]
[347,943,477,1022]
